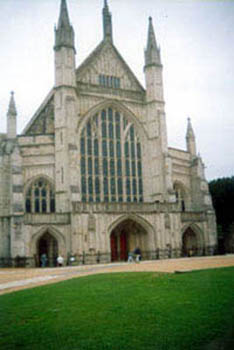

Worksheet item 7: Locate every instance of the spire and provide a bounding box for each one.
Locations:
[103,0,113,42]
[145,17,161,67]
[7,91,17,116]
[58,0,70,28]
[54,0,75,51]
[186,117,195,139]
[7,91,17,139]
[186,117,196,156]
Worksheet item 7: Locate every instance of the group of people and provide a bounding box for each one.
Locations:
[40,249,142,267]
[127,248,142,263]
[40,254,64,267]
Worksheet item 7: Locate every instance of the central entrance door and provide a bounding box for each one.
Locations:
[110,219,147,262]
[37,232,58,267]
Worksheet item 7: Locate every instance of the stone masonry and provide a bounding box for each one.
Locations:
[0,0,217,267]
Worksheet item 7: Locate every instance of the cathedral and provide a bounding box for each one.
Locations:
[0,0,217,267]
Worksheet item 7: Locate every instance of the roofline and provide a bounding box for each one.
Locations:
[21,89,55,135]
[76,39,145,93]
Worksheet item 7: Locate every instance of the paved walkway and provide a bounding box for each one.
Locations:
[0,255,234,295]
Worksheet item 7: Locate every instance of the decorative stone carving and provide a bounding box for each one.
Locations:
[88,214,96,232]
[164,213,171,229]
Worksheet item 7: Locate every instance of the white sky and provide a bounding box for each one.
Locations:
[0,0,233,181]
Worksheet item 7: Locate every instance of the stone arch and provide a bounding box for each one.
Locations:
[24,174,55,195]
[108,215,155,261]
[30,226,66,267]
[173,181,190,212]
[77,100,147,142]
[181,223,204,257]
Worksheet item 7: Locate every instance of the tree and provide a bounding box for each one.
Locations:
[209,177,234,253]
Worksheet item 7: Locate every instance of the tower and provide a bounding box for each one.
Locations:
[54,0,77,212]
[144,17,173,202]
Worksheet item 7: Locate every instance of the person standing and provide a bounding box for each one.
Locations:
[57,255,64,267]
[41,253,47,268]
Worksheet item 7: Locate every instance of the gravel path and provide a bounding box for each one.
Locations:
[0,255,234,295]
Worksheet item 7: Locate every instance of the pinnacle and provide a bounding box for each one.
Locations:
[145,16,161,67]
[186,117,195,138]
[55,0,75,51]
[7,91,17,116]
[58,0,70,28]
[103,0,113,42]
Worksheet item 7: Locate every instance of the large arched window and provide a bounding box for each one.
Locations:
[25,178,55,213]
[80,107,143,203]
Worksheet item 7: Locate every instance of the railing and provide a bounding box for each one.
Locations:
[24,213,70,225]
[72,201,179,214]
[0,257,34,268]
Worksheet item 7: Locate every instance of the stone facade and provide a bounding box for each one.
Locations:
[0,0,217,267]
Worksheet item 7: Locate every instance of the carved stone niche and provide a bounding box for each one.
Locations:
[164,213,171,229]
[88,214,96,232]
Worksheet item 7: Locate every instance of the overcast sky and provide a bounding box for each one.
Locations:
[0,0,233,181]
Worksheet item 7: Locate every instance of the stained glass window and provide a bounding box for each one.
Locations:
[80,108,143,202]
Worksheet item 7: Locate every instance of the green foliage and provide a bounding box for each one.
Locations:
[0,269,234,350]
[209,176,234,237]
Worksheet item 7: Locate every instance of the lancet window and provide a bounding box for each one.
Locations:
[25,178,55,213]
[80,107,143,203]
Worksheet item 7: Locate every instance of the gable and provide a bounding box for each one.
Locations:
[22,91,55,136]
[76,40,145,94]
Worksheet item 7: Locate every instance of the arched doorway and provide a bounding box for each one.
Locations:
[182,227,198,257]
[37,232,58,267]
[110,219,147,262]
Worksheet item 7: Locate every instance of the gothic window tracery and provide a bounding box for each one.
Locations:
[80,107,143,203]
[25,178,55,213]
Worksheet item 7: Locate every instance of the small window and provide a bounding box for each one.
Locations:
[80,138,85,155]
[26,199,31,213]
[125,142,129,158]
[81,157,86,175]
[88,158,92,175]
[102,122,107,138]
[87,138,92,155]
[88,177,93,195]
[94,139,99,157]
[102,140,107,157]
[99,75,120,89]
[95,158,99,175]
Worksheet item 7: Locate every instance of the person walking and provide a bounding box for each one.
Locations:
[134,247,141,263]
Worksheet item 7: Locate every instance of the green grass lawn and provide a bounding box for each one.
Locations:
[0,267,234,350]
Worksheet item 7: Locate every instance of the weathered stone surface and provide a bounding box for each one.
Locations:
[0,0,217,264]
